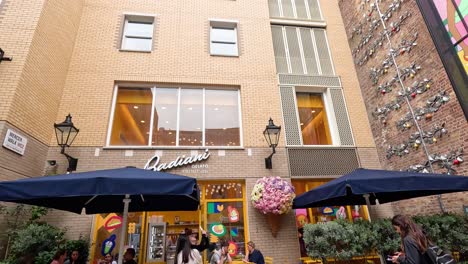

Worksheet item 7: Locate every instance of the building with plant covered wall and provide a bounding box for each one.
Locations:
[337,0,468,216]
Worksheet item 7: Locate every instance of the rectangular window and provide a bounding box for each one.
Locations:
[268,0,322,21]
[121,15,154,52]
[109,86,241,147]
[296,92,332,145]
[271,26,334,75]
[210,21,239,56]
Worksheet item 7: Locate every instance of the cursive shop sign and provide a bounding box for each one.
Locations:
[144,149,210,171]
[2,129,28,155]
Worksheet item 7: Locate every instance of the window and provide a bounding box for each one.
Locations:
[210,21,239,56]
[268,0,322,21]
[271,26,334,75]
[109,86,241,147]
[121,15,154,51]
[296,92,332,145]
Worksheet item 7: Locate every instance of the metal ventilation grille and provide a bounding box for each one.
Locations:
[281,0,295,18]
[271,26,289,74]
[295,0,308,20]
[268,0,280,18]
[299,28,319,75]
[288,148,359,176]
[285,27,304,74]
[280,86,302,145]
[330,89,354,146]
[307,0,322,20]
[314,29,334,75]
[279,74,341,87]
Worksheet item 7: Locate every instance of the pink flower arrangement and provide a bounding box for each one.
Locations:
[251,177,296,215]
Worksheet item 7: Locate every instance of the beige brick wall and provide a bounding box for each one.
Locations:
[54,0,282,149]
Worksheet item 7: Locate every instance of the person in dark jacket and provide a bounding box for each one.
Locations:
[390,214,431,264]
[186,227,209,252]
[243,241,265,264]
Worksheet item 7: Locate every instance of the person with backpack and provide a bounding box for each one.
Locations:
[390,214,431,264]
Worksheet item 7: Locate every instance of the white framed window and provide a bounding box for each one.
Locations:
[210,20,239,56]
[107,86,243,148]
[293,87,339,146]
[121,15,154,52]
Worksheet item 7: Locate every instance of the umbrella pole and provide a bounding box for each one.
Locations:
[363,194,372,222]
[118,194,131,264]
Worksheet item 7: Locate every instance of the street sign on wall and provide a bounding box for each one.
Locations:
[2,129,27,155]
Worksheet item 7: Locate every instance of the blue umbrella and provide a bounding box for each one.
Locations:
[0,167,200,263]
[293,168,468,209]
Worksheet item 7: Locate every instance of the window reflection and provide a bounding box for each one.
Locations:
[205,90,240,146]
[296,92,332,145]
[110,87,241,147]
[110,88,152,146]
[152,88,177,146]
[179,89,203,146]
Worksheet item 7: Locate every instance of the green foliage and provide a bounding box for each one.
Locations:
[371,218,400,255]
[6,222,64,264]
[303,220,358,262]
[302,214,467,262]
[414,214,468,254]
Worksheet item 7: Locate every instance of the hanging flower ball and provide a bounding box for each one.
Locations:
[251,177,296,215]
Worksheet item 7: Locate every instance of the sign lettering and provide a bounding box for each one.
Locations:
[2,129,27,155]
[144,149,210,171]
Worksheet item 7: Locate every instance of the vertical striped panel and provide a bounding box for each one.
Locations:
[285,27,304,74]
[314,29,334,75]
[268,0,281,18]
[280,86,302,146]
[307,0,322,20]
[271,26,289,73]
[329,89,354,146]
[294,0,308,20]
[299,28,319,75]
[281,0,295,19]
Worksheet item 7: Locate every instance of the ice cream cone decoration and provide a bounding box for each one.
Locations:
[266,213,283,237]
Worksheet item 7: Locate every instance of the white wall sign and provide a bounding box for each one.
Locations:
[2,129,28,155]
[144,149,210,171]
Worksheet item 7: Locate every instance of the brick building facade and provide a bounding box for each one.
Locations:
[337,0,468,216]
[0,0,421,263]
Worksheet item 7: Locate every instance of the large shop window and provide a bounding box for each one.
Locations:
[89,181,247,264]
[121,15,154,52]
[109,86,241,147]
[271,25,334,75]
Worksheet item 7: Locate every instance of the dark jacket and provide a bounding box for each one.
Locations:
[397,236,431,264]
[191,234,209,252]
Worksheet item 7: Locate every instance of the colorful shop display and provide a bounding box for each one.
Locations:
[90,181,247,264]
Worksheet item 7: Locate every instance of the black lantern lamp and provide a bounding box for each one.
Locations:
[263,118,281,169]
[54,114,79,172]
[0,48,13,63]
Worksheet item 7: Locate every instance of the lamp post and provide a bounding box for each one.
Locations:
[54,114,79,172]
[263,118,281,169]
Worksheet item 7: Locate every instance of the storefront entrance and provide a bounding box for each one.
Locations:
[89,181,247,264]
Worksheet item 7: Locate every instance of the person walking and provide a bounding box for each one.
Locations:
[51,249,67,264]
[176,235,202,264]
[390,214,431,264]
[243,241,264,264]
